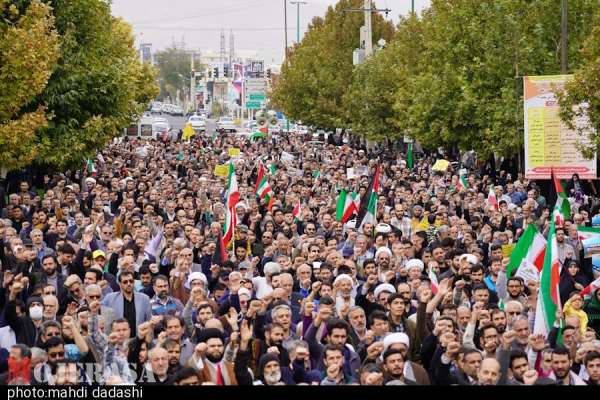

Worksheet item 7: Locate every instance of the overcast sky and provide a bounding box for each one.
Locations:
[111,0,430,64]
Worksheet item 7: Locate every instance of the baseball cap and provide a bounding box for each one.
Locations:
[92,250,106,259]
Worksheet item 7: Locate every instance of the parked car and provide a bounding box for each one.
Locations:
[151,102,163,114]
[171,105,184,116]
[188,115,206,132]
[217,116,236,133]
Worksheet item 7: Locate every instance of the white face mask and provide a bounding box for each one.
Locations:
[29,306,43,320]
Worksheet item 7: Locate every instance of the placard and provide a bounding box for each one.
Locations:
[228,148,241,157]
[523,75,596,179]
[514,263,540,284]
[214,165,228,177]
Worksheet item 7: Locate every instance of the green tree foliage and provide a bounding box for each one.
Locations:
[392,0,597,158]
[154,44,192,102]
[559,9,600,159]
[18,0,158,169]
[0,0,58,171]
[343,14,423,141]
[271,0,395,131]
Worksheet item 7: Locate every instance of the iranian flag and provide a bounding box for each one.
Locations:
[255,162,274,210]
[553,169,571,222]
[336,189,358,223]
[505,224,546,276]
[356,166,381,230]
[292,200,302,222]
[577,225,600,241]
[456,174,469,191]
[223,163,240,248]
[428,267,439,295]
[581,277,600,297]
[85,159,97,177]
[533,217,563,337]
[487,186,498,211]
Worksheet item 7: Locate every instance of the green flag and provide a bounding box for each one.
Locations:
[406,143,413,169]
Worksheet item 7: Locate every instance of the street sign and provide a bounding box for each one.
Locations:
[246,101,263,110]
[247,93,266,101]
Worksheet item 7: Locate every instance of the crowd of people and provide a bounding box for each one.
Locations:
[0,129,599,386]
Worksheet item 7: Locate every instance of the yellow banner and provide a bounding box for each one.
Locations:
[214,164,229,177]
[228,148,241,157]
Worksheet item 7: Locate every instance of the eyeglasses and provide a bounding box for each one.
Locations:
[507,311,521,316]
[121,279,134,284]
[48,351,64,358]
[88,294,101,300]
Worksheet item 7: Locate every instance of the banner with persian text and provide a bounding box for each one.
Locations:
[523,75,596,179]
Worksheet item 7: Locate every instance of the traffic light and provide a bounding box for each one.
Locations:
[213,67,219,78]
[224,65,229,78]
[208,68,212,79]
[206,93,211,103]
[266,68,272,79]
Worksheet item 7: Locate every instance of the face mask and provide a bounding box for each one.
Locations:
[29,306,43,320]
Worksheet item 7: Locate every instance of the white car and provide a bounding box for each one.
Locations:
[188,115,206,132]
[151,102,163,114]
[161,103,173,114]
[217,116,236,133]
[171,105,184,116]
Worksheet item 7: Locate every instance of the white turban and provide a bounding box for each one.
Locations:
[185,272,208,290]
[405,259,424,272]
[383,332,410,352]
[374,283,396,299]
[375,247,392,258]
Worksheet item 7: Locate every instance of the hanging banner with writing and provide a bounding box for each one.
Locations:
[523,75,596,180]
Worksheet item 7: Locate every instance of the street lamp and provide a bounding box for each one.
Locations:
[290,1,307,44]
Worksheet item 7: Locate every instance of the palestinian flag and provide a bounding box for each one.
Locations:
[533,217,563,337]
[251,131,268,141]
[506,224,546,276]
[336,189,358,223]
[581,277,600,297]
[223,163,240,248]
[292,200,302,222]
[456,174,469,191]
[356,166,380,230]
[255,162,274,210]
[552,169,571,224]
[487,185,498,211]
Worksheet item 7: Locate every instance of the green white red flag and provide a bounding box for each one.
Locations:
[223,163,240,248]
[336,189,358,223]
[506,224,546,276]
[292,200,302,222]
[255,162,274,210]
[487,185,498,211]
[533,217,562,337]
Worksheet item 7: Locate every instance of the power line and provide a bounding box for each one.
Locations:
[132,0,275,25]
[134,26,309,32]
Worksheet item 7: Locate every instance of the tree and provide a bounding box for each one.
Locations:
[17,0,158,169]
[271,0,395,131]
[343,14,423,141]
[154,44,192,102]
[559,9,600,159]
[0,0,58,172]
[392,0,597,158]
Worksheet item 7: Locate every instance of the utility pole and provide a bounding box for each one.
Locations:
[364,0,373,57]
[561,0,568,73]
[411,0,415,14]
[290,1,307,44]
[284,0,289,62]
[190,51,195,114]
[343,1,390,60]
